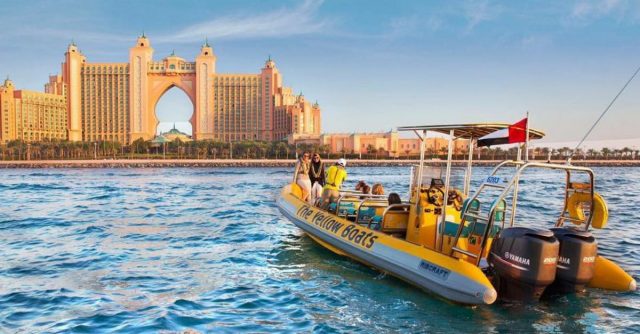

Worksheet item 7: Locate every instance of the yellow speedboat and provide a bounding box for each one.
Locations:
[277,123,636,305]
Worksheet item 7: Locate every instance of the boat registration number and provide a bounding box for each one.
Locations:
[485,176,507,185]
[418,260,450,281]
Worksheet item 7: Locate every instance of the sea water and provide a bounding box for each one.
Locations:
[0,167,638,333]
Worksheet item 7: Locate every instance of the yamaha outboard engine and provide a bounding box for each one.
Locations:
[488,227,559,302]
[545,227,597,294]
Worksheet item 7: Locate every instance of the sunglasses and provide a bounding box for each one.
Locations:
[303,155,310,158]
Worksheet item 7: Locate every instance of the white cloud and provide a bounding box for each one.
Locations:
[156,0,329,43]
[570,0,626,21]
[462,0,501,32]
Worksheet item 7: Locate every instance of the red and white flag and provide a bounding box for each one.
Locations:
[477,118,528,147]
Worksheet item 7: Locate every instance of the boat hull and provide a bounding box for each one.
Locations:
[277,185,497,305]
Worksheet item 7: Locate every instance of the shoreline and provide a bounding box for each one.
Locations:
[0,159,639,168]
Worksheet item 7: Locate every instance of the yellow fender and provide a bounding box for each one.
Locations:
[567,192,609,229]
[588,255,636,292]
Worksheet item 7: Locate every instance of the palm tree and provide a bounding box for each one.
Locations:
[378,146,386,159]
[540,147,550,161]
[439,147,447,159]
[274,142,287,159]
[366,144,377,159]
[318,144,330,158]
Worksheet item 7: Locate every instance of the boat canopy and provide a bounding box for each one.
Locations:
[397,123,545,140]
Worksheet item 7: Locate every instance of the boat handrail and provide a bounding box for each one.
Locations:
[366,203,411,229]
[354,198,389,223]
[449,160,596,266]
[335,192,386,217]
[381,203,411,216]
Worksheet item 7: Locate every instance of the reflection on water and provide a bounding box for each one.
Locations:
[0,167,638,333]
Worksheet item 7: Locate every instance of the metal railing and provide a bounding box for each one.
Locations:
[448,160,595,266]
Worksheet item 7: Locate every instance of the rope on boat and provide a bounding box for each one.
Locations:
[569,63,640,160]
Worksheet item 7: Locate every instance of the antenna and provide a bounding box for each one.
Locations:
[568,63,640,160]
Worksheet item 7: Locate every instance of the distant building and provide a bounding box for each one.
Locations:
[289,131,469,158]
[0,78,67,142]
[155,124,192,142]
[0,35,321,144]
[274,91,321,141]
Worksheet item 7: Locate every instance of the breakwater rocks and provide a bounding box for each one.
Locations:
[0,159,639,168]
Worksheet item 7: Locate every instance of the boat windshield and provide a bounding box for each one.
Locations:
[411,165,466,193]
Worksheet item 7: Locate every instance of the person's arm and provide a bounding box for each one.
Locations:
[293,161,299,183]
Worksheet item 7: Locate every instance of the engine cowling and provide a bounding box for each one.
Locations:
[488,227,559,302]
[545,227,597,294]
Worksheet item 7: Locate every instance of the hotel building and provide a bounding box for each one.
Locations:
[0,78,67,142]
[0,35,321,144]
[290,131,469,158]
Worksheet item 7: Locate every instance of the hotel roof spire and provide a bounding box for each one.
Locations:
[264,55,276,69]
[3,75,13,88]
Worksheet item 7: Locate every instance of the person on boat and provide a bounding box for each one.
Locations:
[372,183,385,196]
[294,152,312,203]
[309,153,325,204]
[320,158,348,211]
[388,192,402,205]
[355,180,371,198]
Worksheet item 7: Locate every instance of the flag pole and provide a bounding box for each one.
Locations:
[525,111,530,161]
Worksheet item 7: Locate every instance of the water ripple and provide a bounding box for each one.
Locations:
[0,167,638,333]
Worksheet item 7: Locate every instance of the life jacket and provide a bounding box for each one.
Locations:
[324,165,347,191]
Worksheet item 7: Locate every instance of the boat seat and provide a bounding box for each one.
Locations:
[380,209,409,234]
[328,202,337,212]
[336,199,360,218]
[328,202,356,215]
[356,201,387,226]
[366,204,411,232]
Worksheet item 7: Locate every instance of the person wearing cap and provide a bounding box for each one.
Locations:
[320,158,348,211]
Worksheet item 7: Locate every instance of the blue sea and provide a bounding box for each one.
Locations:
[0,167,638,333]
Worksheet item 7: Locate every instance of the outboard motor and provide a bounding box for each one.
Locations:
[488,227,559,302]
[545,227,597,294]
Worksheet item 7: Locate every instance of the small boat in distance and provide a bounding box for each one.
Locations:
[277,123,636,305]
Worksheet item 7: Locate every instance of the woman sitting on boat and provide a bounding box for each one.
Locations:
[372,183,385,195]
[293,152,312,203]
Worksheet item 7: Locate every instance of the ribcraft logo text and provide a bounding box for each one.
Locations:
[296,205,378,249]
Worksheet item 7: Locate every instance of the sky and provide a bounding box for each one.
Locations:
[0,0,639,146]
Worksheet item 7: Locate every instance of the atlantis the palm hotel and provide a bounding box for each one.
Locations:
[0,35,462,157]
